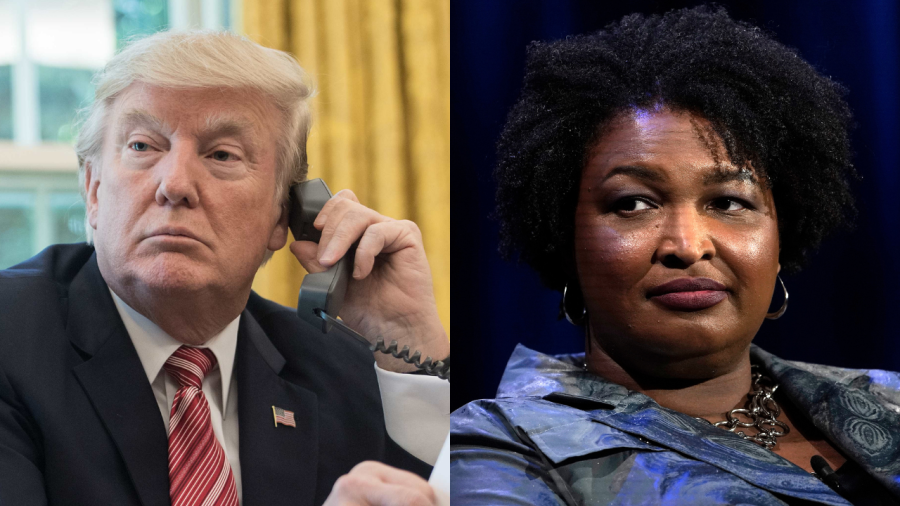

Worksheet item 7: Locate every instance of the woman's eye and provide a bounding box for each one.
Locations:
[211,150,234,162]
[131,141,149,152]
[712,198,747,211]
[614,197,654,213]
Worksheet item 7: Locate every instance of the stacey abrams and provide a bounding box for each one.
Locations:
[451,6,900,505]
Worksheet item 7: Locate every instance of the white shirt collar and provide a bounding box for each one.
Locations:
[108,288,240,415]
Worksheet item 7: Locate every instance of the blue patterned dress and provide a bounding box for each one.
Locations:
[451,344,900,505]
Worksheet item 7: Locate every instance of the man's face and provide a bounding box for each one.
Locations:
[86,83,289,299]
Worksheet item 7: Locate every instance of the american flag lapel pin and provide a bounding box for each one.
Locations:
[272,406,296,428]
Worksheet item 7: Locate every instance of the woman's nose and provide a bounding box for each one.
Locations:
[655,208,715,267]
[155,146,201,208]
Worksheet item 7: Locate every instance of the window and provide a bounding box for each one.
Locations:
[0,0,235,269]
[0,174,85,266]
[0,190,34,268]
[0,66,11,139]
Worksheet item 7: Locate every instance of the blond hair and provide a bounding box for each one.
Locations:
[75,30,315,242]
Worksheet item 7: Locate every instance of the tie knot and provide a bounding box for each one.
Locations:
[164,346,217,389]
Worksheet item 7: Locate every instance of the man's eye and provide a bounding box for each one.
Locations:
[211,151,234,162]
[131,142,149,152]
[614,197,654,213]
[712,198,747,211]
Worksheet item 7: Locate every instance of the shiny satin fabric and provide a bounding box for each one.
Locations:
[451,344,900,505]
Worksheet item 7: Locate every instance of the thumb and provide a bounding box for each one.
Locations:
[290,241,329,273]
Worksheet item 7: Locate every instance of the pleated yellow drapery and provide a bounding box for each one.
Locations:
[242,0,450,336]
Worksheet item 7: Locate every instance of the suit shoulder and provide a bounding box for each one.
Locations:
[0,245,91,366]
[0,243,94,315]
[0,243,94,288]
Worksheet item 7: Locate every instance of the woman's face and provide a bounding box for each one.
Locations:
[575,109,780,380]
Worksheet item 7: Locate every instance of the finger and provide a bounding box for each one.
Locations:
[358,483,435,506]
[289,241,329,273]
[317,199,354,259]
[319,206,389,267]
[315,197,357,261]
[353,221,424,279]
[334,188,360,203]
[324,473,376,506]
[350,461,436,501]
[319,206,369,266]
[353,225,385,279]
[328,470,434,506]
[313,189,360,229]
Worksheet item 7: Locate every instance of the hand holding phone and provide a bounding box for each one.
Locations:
[287,180,449,373]
[289,179,352,332]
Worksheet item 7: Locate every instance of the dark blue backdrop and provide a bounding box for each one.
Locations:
[452,0,900,411]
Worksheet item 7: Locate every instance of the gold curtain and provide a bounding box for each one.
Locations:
[241,0,450,336]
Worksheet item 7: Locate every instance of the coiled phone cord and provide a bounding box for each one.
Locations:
[318,310,451,381]
[370,338,451,381]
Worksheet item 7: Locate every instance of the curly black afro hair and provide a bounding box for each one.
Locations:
[495,5,856,292]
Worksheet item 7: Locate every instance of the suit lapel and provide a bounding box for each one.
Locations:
[67,254,170,506]
[236,312,319,506]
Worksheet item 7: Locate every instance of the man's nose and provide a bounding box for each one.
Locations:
[155,145,201,207]
[655,208,715,267]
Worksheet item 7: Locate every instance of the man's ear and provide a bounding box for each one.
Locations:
[267,201,290,251]
[84,161,100,230]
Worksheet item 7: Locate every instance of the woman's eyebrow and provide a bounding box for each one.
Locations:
[602,165,666,183]
[703,168,760,186]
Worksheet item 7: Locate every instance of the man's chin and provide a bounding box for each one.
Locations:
[130,253,221,294]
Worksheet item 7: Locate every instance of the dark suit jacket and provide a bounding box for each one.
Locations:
[0,244,430,506]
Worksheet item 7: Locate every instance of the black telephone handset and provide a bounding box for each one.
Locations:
[288,178,449,380]
[288,179,353,333]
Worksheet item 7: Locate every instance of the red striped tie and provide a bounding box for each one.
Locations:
[164,346,238,506]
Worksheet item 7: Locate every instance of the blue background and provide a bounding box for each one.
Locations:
[452,0,900,411]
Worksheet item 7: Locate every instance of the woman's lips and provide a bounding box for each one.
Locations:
[651,290,727,310]
[647,277,728,311]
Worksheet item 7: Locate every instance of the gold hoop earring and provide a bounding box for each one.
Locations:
[765,276,788,320]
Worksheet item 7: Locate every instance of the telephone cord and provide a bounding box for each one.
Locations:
[318,310,451,381]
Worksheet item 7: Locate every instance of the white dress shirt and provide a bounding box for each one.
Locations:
[109,289,449,504]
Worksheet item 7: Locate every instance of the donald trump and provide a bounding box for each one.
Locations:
[0,30,449,506]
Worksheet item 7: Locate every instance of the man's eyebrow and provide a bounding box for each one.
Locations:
[703,168,760,186]
[119,110,169,134]
[200,115,259,149]
[203,115,256,137]
[602,165,666,183]
[116,110,260,150]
